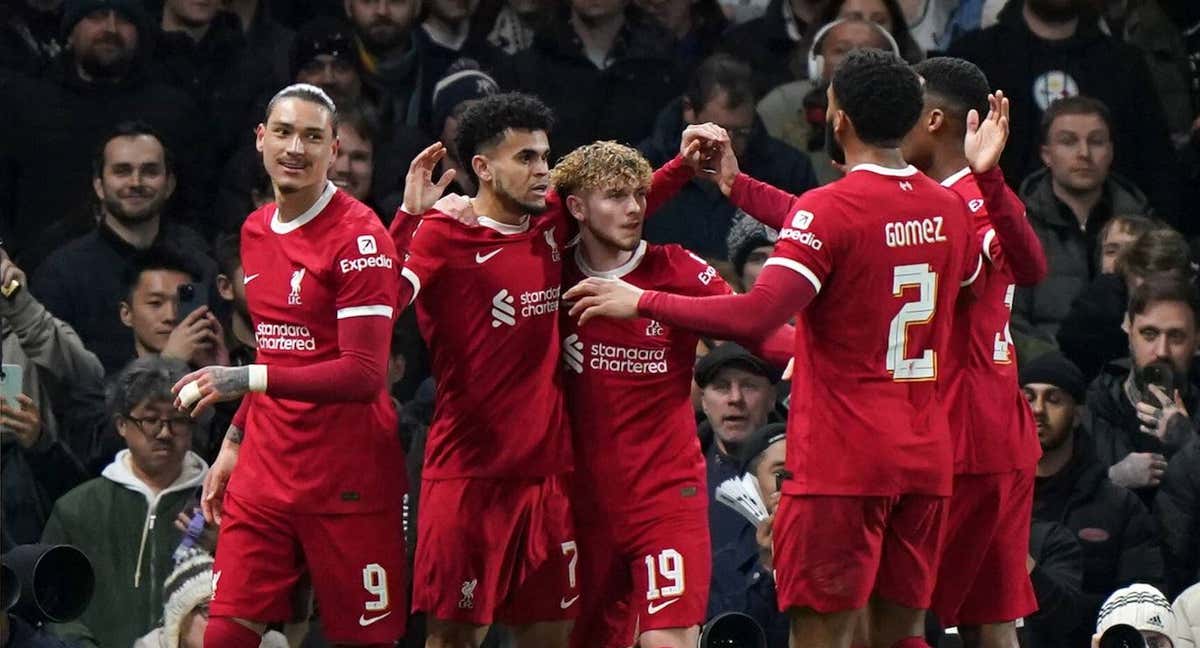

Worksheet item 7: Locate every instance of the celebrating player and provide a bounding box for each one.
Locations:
[173,84,408,645]
[901,58,1047,648]
[551,141,791,648]
[391,93,723,648]
[565,49,980,648]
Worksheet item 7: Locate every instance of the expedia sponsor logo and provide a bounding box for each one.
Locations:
[779,228,823,250]
[340,254,394,273]
[256,322,317,351]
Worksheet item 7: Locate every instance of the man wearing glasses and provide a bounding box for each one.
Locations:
[41,355,210,648]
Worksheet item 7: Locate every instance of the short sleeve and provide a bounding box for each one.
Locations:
[332,222,401,321]
[761,194,839,294]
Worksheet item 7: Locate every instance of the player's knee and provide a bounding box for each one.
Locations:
[426,619,489,648]
[205,616,265,648]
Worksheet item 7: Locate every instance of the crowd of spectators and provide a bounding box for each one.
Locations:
[3,0,1200,645]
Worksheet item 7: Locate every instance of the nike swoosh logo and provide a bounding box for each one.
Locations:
[359,611,392,626]
[475,249,502,264]
[647,598,680,615]
[560,595,580,609]
[243,273,261,285]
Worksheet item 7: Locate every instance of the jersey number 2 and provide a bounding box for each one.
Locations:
[887,264,937,381]
[993,284,1015,364]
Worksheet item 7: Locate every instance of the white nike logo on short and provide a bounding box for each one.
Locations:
[243,273,261,285]
[647,598,680,615]
[475,249,502,264]
[359,611,392,626]
[560,595,580,609]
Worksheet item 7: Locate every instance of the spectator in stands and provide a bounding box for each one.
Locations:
[1024,352,1165,647]
[946,0,1179,221]
[417,0,506,92]
[120,249,225,369]
[41,355,209,648]
[32,122,214,374]
[634,0,728,72]
[213,233,254,371]
[818,0,923,63]
[429,60,499,196]
[1173,582,1200,646]
[327,102,379,211]
[718,0,828,96]
[0,0,64,75]
[1083,275,1200,505]
[0,248,93,546]
[484,0,542,55]
[1097,215,1162,276]
[2,0,211,263]
[755,17,897,185]
[291,17,365,108]
[1025,519,1085,648]
[725,213,778,292]
[223,0,294,84]
[343,0,427,130]
[1012,97,1153,349]
[1058,224,1192,380]
[640,54,816,259]
[510,0,683,158]
[1095,584,1184,648]
[1155,406,1200,599]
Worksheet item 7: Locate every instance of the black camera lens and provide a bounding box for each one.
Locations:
[178,284,194,300]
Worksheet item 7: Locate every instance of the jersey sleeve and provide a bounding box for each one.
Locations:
[975,166,1047,286]
[669,246,733,298]
[960,206,984,288]
[760,192,840,295]
[332,223,401,321]
[394,215,445,307]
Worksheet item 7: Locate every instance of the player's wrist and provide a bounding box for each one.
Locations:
[247,364,268,393]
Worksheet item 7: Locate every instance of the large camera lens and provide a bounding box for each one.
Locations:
[1099,624,1148,648]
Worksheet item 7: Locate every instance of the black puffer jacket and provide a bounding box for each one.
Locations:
[1026,519,1086,648]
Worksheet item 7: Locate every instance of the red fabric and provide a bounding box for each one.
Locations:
[890,638,932,648]
[204,617,262,648]
[728,172,794,231]
[644,155,695,217]
[975,166,1047,286]
[230,396,250,430]
[229,189,404,514]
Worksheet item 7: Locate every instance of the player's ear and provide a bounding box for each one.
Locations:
[472,154,491,184]
[565,194,586,223]
[1040,143,1052,168]
[216,274,234,301]
[119,300,133,328]
[255,123,266,153]
[163,171,177,201]
[92,175,104,202]
[927,108,944,133]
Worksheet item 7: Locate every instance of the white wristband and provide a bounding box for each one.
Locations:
[248,364,268,393]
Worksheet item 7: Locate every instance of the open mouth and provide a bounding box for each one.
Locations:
[331,177,351,189]
[279,159,307,171]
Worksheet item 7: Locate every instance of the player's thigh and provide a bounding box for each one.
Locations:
[628,508,710,635]
[930,473,1007,624]
[774,494,891,614]
[568,526,635,648]
[498,474,580,627]
[874,494,949,611]
[512,621,572,648]
[210,492,304,623]
[640,625,700,648]
[426,617,490,648]
[953,470,1037,626]
[296,506,408,643]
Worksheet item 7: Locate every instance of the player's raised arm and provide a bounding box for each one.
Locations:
[641,123,727,216]
[701,141,798,231]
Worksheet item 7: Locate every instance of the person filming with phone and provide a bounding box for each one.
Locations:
[1083,274,1200,504]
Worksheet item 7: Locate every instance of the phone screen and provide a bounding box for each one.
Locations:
[0,364,22,409]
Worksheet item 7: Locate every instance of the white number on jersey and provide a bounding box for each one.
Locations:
[362,563,389,612]
[645,548,685,600]
[993,284,1016,364]
[561,541,579,589]
[887,264,938,381]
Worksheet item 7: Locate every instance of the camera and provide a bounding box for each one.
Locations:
[1099,623,1148,648]
[2,544,95,623]
[699,612,767,648]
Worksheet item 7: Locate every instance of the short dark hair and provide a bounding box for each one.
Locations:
[831,48,923,148]
[92,120,174,178]
[454,92,555,185]
[107,355,190,417]
[337,101,378,145]
[913,57,990,131]
[685,53,755,113]
[1040,95,1113,145]
[1129,274,1200,323]
[213,232,242,279]
[1119,226,1194,281]
[122,246,199,302]
[265,83,339,135]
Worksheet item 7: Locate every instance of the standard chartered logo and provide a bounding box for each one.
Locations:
[564,334,584,373]
[491,290,516,327]
[490,286,561,328]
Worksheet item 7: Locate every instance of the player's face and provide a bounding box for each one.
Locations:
[344,0,420,51]
[70,9,138,78]
[1100,222,1138,274]
[837,0,893,32]
[165,0,220,28]
[121,269,192,354]
[295,55,362,105]
[329,122,374,200]
[217,267,250,319]
[256,97,338,196]
[1040,113,1113,194]
[701,367,775,448]
[93,135,176,226]
[753,440,787,514]
[1023,384,1076,452]
[430,0,479,23]
[117,398,193,479]
[572,183,648,252]
[741,245,773,290]
[1130,301,1198,379]
[478,128,551,214]
[687,89,755,159]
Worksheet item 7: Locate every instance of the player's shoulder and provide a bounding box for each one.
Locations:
[241,204,274,237]
[648,243,725,292]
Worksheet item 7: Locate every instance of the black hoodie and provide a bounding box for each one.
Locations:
[947,0,1180,223]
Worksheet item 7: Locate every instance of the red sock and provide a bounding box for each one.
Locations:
[890,637,930,648]
[204,617,261,648]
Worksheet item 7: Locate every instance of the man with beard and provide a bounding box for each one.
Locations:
[1,0,212,263]
[947,0,1180,223]
[1024,352,1165,648]
[33,121,215,374]
[343,0,428,131]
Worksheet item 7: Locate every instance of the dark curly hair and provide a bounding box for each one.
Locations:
[831,48,922,148]
[454,92,555,185]
[913,57,991,133]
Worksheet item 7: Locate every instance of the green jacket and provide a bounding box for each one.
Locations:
[41,450,208,648]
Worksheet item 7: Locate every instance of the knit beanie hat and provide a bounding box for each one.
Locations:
[432,60,500,130]
[159,549,214,648]
[1096,584,1180,646]
[1018,351,1086,404]
[61,0,148,39]
[726,210,778,277]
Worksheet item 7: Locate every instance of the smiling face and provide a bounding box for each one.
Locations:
[94,134,175,226]
[256,96,338,196]
[329,121,373,200]
[474,128,551,214]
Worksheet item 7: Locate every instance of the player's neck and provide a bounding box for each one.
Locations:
[275,182,326,222]
[232,312,256,349]
[926,147,969,184]
[472,189,526,226]
[103,212,161,250]
[1036,435,1074,478]
[579,232,634,272]
[843,145,908,171]
[1022,2,1079,41]
[1050,180,1102,229]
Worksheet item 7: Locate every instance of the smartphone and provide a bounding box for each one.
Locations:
[176,282,208,321]
[1139,361,1176,405]
[0,364,22,410]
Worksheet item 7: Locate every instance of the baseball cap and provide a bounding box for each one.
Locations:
[739,422,786,472]
[1096,584,1180,647]
[694,342,780,388]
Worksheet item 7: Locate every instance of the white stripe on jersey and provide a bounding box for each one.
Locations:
[962,254,984,287]
[401,267,421,304]
[982,228,997,264]
[337,305,395,319]
[763,257,823,293]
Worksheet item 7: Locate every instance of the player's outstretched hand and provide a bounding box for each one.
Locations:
[402,142,457,215]
[701,135,742,197]
[564,277,645,326]
[173,365,251,419]
[202,432,240,525]
[680,122,730,174]
[964,90,1010,174]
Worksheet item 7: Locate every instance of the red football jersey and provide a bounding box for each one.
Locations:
[229,183,405,513]
[762,165,980,497]
[401,210,573,479]
[941,168,1042,474]
[562,242,726,517]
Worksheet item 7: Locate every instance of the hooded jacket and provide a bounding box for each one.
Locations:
[1033,430,1165,646]
[946,0,1179,222]
[41,450,208,648]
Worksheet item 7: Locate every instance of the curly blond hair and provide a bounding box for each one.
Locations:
[551,140,653,198]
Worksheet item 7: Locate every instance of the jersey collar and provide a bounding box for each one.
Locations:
[575,240,647,279]
[850,163,918,177]
[270,181,336,234]
[476,214,531,235]
[940,167,972,187]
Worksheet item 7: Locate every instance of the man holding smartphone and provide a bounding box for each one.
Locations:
[118,248,226,369]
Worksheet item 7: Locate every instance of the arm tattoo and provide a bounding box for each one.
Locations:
[214,366,250,395]
[227,425,244,444]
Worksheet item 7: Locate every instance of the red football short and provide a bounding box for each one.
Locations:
[932,469,1038,626]
[412,474,578,626]
[210,491,407,642]
[570,507,711,648]
[774,493,947,613]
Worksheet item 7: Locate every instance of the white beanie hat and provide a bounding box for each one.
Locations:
[1097,584,1180,646]
[158,549,214,648]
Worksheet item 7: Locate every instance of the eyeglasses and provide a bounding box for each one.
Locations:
[123,415,193,437]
